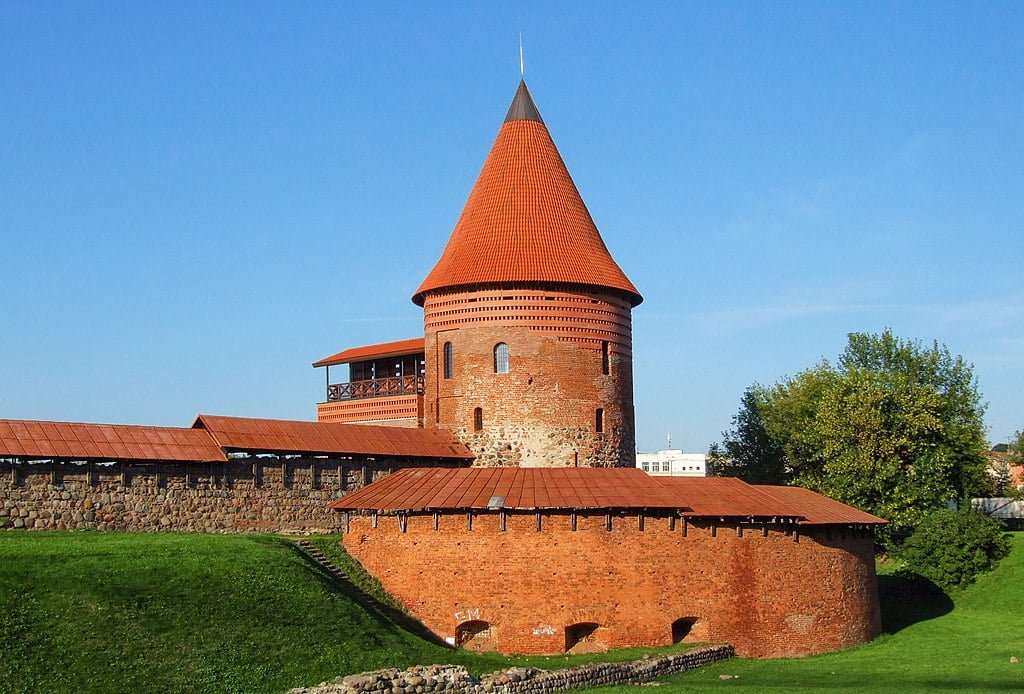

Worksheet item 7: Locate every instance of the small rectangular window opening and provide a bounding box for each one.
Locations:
[601,341,610,375]
[595,408,604,433]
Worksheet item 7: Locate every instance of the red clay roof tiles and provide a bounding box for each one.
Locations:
[193,415,473,460]
[412,82,641,307]
[312,338,425,368]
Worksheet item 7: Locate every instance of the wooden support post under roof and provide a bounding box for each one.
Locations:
[669,515,676,532]
[50,461,58,486]
[119,460,126,487]
[433,511,440,530]
[638,513,644,531]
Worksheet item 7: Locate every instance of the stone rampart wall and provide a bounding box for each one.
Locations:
[0,457,442,534]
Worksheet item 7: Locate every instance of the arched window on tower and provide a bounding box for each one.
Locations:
[443,342,453,379]
[601,341,610,375]
[494,343,510,374]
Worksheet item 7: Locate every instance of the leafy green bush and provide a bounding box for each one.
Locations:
[899,508,1011,590]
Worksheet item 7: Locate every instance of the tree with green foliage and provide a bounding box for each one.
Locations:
[716,330,989,541]
[898,508,1010,590]
[707,385,787,484]
[1008,430,1024,466]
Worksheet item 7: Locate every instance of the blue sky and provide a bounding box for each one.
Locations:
[1,2,1021,452]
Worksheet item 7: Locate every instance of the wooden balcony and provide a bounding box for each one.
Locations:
[327,375,424,402]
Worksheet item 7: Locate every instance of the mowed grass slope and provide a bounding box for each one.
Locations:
[596,533,1024,694]
[0,532,692,694]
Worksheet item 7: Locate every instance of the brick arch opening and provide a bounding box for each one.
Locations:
[455,619,496,651]
[671,617,699,644]
[565,622,606,654]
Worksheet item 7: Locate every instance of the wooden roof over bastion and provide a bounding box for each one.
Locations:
[327,467,887,526]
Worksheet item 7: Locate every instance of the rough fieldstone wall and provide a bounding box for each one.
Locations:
[289,645,735,694]
[0,457,444,534]
[423,286,635,468]
[343,512,881,658]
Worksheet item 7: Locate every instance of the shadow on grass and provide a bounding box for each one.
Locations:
[279,539,453,649]
[877,572,953,634]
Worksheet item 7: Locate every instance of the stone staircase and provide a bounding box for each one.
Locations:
[291,539,450,647]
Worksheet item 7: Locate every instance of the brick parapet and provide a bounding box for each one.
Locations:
[317,396,421,427]
[341,511,881,658]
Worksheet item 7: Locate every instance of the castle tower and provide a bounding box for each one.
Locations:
[413,81,642,468]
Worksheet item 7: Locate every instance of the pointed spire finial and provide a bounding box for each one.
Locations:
[519,33,524,77]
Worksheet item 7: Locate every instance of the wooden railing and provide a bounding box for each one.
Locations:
[327,375,424,401]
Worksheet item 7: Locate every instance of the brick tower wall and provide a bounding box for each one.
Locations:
[422,285,635,468]
[341,512,881,658]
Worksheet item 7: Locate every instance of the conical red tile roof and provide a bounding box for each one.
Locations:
[413,81,641,306]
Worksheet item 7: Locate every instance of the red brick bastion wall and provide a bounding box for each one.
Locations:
[342,511,881,658]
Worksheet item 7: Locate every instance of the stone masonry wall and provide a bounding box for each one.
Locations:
[290,645,735,694]
[423,286,635,468]
[342,512,881,658]
[0,457,446,534]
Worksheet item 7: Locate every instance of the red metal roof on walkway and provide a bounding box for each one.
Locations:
[194,415,472,460]
[313,338,425,368]
[0,419,226,462]
[328,467,681,511]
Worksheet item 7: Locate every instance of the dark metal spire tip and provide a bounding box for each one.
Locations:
[504,80,544,124]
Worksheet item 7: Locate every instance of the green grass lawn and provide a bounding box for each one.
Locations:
[593,532,1024,693]
[3,532,1021,693]
[0,532,695,693]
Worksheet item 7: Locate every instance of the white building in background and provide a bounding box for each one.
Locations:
[637,449,707,477]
